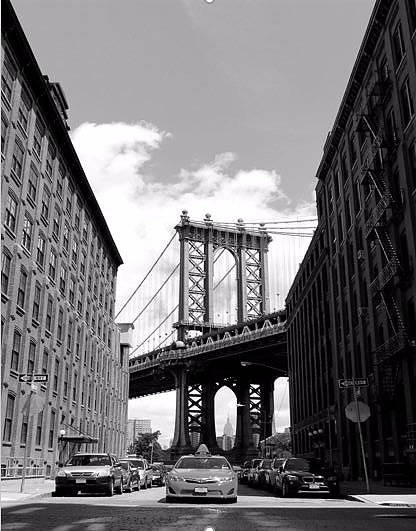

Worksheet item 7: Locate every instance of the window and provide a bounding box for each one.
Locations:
[63,223,69,253]
[41,186,51,220]
[11,330,21,371]
[77,286,83,314]
[80,251,86,276]
[66,183,73,215]
[45,296,53,332]
[42,349,49,375]
[74,201,81,229]
[379,55,390,83]
[35,412,43,445]
[392,23,405,68]
[5,193,18,232]
[20,415,29,444]
[71,239,78,266]
[68,277,75,305]
[27,342,36,373]
[36,234,46,267]
[32,282,41,321]
[63,365,69,397]
[57,163,65,197]
[48,250,57,281]
[1,114,8,154]
[3,394,15,442]
[59,266,67,295]
[21,214,33,251]
[11,140,24,179]
[57,308,63,341]
[67,319,73,350]
[45,142,55,178]
[17,269,28,308]
[76,327,81,357]
[82,216,89,241]
[401,79,415,127]
[33,120,44,159]
[349,133,357,166]
[52,207,61,239]
[48,411,55,448]
[53,359,59,392]
[72,373,77,401]
[27,166,38,203]
[17,89,31,133]
[1,251,11,294]
[2,54,16,103]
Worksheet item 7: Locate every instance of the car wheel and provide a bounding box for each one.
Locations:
[143,478,147,489]
[229,497,237,504]
[148,478,152,488]
[281,481,290,498]
[136,480,141,491]
[116,478,123,494]
[166,495,177,503]
[126,480,132,493]
[53,488,65,497]
[106,480,114,497]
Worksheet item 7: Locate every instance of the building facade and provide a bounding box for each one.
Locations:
[1,0,129,477]
[286,0,416,481]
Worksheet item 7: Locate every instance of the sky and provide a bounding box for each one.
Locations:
[13,0,375,449]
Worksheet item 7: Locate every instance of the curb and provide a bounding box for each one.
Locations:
[1,490,53,504]
[344,494,416,508]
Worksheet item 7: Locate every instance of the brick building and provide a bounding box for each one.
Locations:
[1,0,129,476]
[286,0,416,481]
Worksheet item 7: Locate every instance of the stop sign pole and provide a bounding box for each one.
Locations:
[339,378,370,493]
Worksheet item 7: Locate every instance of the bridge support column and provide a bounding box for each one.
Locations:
[171,366,192,454]
[235,379,254,452]
[200,382,218,452]
[261,378,275,440]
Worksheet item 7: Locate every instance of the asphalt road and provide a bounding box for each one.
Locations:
[2,485,416,530]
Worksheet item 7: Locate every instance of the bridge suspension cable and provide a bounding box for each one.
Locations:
[115,232,177,319]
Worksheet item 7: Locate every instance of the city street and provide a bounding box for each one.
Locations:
[2,484,416,530]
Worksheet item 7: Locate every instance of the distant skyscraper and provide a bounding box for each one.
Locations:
[222,415,235,450]
[223,415,234,437]
[127,419,152,447]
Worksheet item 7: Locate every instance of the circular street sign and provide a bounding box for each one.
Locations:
[345,400,371,423]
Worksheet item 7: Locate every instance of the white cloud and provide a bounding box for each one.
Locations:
[71,121,313,450]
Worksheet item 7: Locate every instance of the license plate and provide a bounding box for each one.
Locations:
[194,487,208,494]
[309,483,320,489]
[75,478,86,484]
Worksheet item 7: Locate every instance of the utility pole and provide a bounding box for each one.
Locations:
[20,383,37,493]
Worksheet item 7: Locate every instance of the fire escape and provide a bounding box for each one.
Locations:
[356,67,408,401]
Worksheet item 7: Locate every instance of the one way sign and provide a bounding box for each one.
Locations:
[19,373,48,383]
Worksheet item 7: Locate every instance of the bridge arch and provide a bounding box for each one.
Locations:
[214,385,237,451]
[213,247,237,326]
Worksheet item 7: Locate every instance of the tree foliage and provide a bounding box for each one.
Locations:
[128,430,168,462]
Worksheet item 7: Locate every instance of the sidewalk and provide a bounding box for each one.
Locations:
[341,479,416,507]
[1,477,54,505]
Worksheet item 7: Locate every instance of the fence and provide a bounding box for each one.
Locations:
[1,457,50,479]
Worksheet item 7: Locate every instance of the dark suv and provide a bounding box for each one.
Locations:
[276,457,339,497]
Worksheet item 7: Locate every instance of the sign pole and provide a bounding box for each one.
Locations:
[20,385,35,493]
[352,382,370,493]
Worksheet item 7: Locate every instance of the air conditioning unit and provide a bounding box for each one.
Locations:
[357,250,365,261]
[358,307,368,318]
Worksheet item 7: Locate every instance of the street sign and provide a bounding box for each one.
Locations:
[338,378,368,389]
[19,373,48,383]
[345,400,371,422]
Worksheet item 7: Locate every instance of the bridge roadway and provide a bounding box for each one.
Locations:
[128,311,288,399]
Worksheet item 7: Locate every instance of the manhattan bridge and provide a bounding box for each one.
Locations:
[116,211,315,461]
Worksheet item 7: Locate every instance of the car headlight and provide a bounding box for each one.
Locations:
[56,470,68,477]
[169,475,185,482]
[219,477,234,483]
[286,475,298,481]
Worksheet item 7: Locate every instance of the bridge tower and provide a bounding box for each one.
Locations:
[170,211,275,459]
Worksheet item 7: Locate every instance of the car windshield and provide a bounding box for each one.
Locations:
[261,460,272,468]
[151,466,162,472]
[251,459,261,468]
[127,459,144,469]
[119,462,130,471]
[175,457,231,470]
[285,458,323,472]
[67,455,111,466]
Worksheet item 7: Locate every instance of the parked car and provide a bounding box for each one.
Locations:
[239,461,251,484]
[125,457,152,489]
[119,460,140,492]
[268,457,285,491]
[165,444,237,503]
[150,464,166,486]
[232,465,243,480]
[254,459,273,488]
[55,453,124,496]
[275,457,340,497]
[247,458,262,486]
